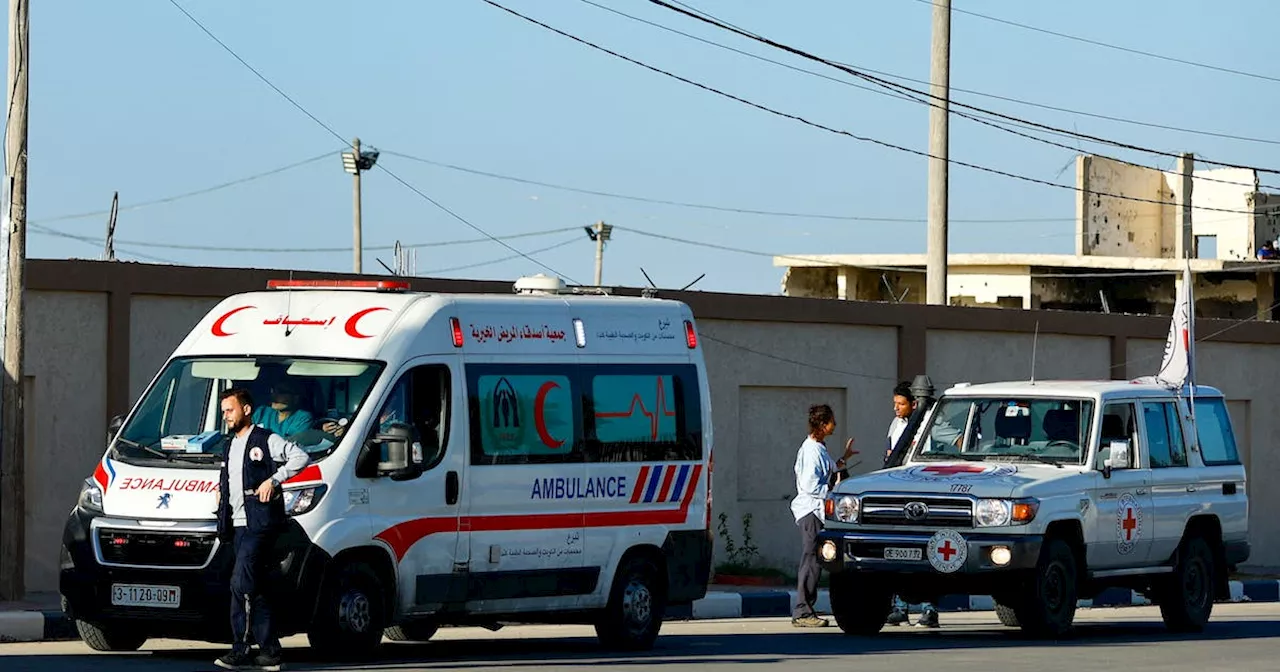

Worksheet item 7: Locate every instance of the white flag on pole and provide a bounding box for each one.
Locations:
[1155,265,1195,388]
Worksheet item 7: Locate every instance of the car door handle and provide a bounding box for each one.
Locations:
[446,471,460,506]
[1136,488,1148,495]
[1187,485,1198,493]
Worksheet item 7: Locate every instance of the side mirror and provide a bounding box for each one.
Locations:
[372,429,423,482]
[1102,440,1131,478]
[107,414,125,445]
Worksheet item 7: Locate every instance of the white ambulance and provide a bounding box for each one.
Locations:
[60,275,714,657]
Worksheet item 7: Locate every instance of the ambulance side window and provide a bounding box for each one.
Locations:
[370,364,451,473]
[466,364,583,466]
[582,364,703,463]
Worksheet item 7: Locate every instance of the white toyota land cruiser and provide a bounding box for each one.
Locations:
[817,380,1250,638]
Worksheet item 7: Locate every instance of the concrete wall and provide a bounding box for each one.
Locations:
[1079,155,1170,258]
[1166,167,1259,260]
[11,260,1280,597]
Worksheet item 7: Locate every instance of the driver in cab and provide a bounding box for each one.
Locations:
[251,380,314,439]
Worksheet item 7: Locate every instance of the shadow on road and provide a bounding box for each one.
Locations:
[4,618,1280,670]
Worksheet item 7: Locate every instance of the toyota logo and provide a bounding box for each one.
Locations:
[904,501,929,521]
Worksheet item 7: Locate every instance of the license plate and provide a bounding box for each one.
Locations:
[111,584,180,609]
[884,547,923,561]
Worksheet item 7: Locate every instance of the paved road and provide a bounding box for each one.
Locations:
[2,604,1278,671]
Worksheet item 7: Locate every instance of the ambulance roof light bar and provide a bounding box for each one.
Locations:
[267,279,411,292]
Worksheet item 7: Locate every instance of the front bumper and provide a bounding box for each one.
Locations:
[59,507,329,642]
[818,528,1043,574]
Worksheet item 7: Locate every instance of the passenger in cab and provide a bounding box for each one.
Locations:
[251,380,314,438]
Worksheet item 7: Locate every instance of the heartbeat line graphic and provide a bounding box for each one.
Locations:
[595,377,676,441]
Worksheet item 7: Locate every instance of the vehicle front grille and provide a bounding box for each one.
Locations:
[861,495,974,528]
[96,528,217,568]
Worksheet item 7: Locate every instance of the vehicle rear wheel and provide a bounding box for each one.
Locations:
[829,572,892,636]
[75,619,146,652]
[595,555,665,651]
[1157,535,1215,633]
[307,562,386,658]
[1013,538,1078,638]
[385,621,439,642]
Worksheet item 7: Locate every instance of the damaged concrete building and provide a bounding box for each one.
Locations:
[777,155,1280,320]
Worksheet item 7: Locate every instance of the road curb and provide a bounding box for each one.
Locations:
[667,579,1280,621]
[0,610,76,643]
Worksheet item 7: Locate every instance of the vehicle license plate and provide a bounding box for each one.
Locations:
[110,583,180,609]
[884,547,924,561]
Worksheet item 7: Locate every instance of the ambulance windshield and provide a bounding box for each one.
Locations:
[915,397,1094,465]
[112,355,385,465]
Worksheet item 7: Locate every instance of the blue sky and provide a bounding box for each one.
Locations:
[19,0,1280,295]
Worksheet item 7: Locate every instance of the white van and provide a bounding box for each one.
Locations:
[60,275,714,657]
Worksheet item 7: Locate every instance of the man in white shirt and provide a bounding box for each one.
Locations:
[790,404,856,628]
[883,382,941,628]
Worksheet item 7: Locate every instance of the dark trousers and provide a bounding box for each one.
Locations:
[230,527,280,653]
[794,513,822,618]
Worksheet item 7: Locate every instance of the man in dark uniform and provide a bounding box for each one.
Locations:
[215,388,309,671]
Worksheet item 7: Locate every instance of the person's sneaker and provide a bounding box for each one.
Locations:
[915,606,940,629]
[214,648,255,670]
[254,648,283,672]
[886,608,909,626]
[791,615,830,628]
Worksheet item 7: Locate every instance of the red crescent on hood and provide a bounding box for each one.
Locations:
[211,306,255,337]
[345,307,391,338]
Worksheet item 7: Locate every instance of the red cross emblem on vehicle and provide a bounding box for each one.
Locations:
[937,540,958,561]
[1122,508,1138,541]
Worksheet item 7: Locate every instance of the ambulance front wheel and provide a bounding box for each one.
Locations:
[595,555,666,651]
[307,561,387,659]
[385,620,439,642]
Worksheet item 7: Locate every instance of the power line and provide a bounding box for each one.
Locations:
[383,150,1076,224]
[480,0,1268,216]
[28,150,338,225]
[28,222,580,253]
[588,0,1278,192]
[165,0,578,283]
[420,236,581,275]
[911,0,1280,85]
[644,0,1280,178]
[611,223,1280,279]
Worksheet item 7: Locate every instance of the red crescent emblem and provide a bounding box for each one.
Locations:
[344,307,390,338]
[211,306,255,337]
[534,381,565,449]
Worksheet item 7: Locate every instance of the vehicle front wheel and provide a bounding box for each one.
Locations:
[829,572,892,636]
[1013,538,1079,638]
[385,620,439,642]
[1157,535,1216,633]
[595,556,665,651]
[75,619,146,652]
[307,562,387,659]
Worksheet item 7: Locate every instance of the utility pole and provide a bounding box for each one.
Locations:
[341,138,379,275]
[0,0,29,601]
[1177,153,1194,260]
[925,0,951,306]
[583,221,612,286]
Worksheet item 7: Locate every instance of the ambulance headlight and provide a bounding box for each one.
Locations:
[77,478,103,514]
[283,485,327,516]
[974,499,1012,527]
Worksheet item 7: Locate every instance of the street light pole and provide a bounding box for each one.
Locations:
[341,138,379,275]
[583,221,612,286]
[352,138,362,274]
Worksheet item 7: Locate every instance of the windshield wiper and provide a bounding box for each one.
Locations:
[114,436,171,461]
[918,451,986,462]
[1009,453,1064,469]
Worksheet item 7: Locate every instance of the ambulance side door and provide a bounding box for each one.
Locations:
[366,361,468,617]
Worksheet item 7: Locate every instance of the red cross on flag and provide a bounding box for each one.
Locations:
[1155,265,1195,389]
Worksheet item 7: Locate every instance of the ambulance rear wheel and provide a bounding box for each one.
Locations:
[1157,535,1215,633]
[75,619,146,652]
[596,556,665,651]
[829,572,892,636]
[308,562,386,658]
